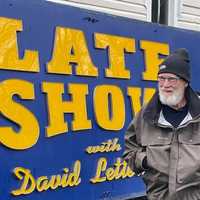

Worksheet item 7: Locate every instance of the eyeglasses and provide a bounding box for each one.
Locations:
[157,76,180,84]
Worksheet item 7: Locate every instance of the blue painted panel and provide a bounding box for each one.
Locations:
[0,0,200,200]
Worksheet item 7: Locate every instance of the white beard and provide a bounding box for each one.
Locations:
[159,87,185,106]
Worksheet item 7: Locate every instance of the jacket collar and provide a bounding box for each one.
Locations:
[143,86,200,124]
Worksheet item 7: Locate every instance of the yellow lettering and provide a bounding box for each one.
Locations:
[12,161,81,196]
[48,175,61,190]
[127,166,135,177]
[86,138,121,154]
[94,85,125,130]
[95,33,135,79]
[67,160,81,186]
[42,82,92,137]
[128,87,156,116]
[60,161,81,187]
[127,87,142,116]
[114,158,126,179]
[143,88,156,104]
[36,176,49,192]
[12,167,35,195]
[114,158,133,179]
[47,27,98,76]
[141,40,169,80]
[105,168,115,181]
[90,158,107,183]
[0,79,39,150]
[0,17,39,72]
[61,168,69,187]
[90,157,135,183]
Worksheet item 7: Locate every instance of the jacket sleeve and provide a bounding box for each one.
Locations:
[123,112,147,174]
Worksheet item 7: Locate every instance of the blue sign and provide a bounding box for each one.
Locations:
[0,0,200,199]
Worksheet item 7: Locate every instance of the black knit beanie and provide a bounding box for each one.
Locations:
[158,48,191,82]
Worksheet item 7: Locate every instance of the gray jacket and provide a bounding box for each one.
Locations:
[123,87,200,200]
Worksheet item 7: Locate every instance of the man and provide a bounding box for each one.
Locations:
[123,48,200,200]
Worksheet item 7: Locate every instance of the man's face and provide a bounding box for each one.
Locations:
[158,73,187,106]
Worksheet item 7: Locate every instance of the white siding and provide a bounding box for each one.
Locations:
[47,0,152,21]
[173,0,200,31]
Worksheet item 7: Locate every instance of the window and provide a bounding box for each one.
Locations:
[152,0,169,24]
